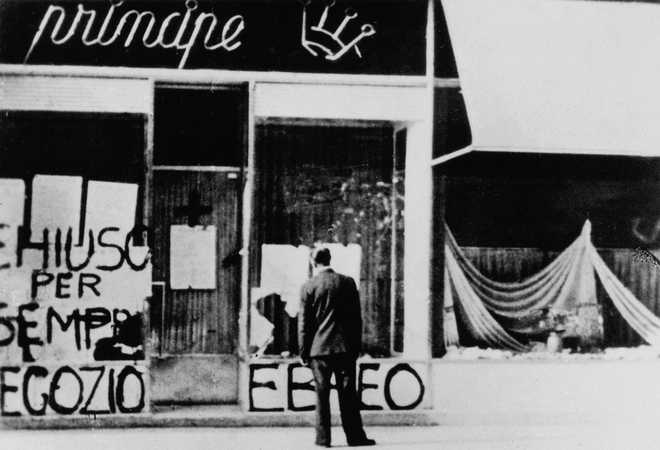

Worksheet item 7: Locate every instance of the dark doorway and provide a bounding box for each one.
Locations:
[149,85,246,404]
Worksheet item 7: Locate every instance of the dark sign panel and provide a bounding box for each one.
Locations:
[0,0,430,75]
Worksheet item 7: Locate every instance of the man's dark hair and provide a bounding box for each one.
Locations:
[312,247,331,266]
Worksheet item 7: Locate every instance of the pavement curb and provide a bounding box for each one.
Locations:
[1,409,439,430]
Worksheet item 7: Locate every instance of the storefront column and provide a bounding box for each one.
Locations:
[402,120,434,360]
[402,0,435,361]
[238,81,257,409]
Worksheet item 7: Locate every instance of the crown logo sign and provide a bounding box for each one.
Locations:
[301,0,376,62]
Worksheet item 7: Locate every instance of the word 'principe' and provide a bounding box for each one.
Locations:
[24,0,245,69]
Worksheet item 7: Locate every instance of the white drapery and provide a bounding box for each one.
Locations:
[444,221,660,350]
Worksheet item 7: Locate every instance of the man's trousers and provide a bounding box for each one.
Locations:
[310,354,368,446]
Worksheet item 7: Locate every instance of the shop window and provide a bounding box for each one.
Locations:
[0,110,145,182]
[154,86,245,167]
[443,152,660,352]
[0,110,146,229]
[251,121,403,357]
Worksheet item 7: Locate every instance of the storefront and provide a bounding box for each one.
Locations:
[0,0,461,418]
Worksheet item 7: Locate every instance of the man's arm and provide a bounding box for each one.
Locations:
[298,283,314,363]
[347,278,362,358]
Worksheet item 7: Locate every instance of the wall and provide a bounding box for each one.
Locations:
[150,355,238,405]
[433,360,660,424]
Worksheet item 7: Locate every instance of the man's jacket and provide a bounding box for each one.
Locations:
[298,268,362,359]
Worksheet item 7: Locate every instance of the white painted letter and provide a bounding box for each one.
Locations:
[24,5,66,62]
[204,15,244,51]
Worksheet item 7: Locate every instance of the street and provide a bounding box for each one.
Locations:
[1,423,657,450]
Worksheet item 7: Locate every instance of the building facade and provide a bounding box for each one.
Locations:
[3,0,659,422]
[0,0,464,418]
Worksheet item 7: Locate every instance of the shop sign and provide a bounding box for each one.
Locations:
[0,0,430,75]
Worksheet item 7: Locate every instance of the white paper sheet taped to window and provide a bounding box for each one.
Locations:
[31,175,82,236]
[260,244,310,317]
[170,225,217,290]
[85,181,138,240]
[0,178,25,226]
[317,243,362,288]
[249,287,276,349]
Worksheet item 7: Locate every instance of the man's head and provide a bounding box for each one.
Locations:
[311,247,331,268]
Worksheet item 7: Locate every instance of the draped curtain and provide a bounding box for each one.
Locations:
[459,247,660,347]
[449,221,660,350]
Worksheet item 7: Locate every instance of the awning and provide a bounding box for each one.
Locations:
[441,0,660,157]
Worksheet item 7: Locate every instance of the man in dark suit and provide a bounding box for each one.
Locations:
[298,247,376,448]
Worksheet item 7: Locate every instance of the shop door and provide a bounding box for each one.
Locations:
[150,86,245,403]
[152,170,241,355]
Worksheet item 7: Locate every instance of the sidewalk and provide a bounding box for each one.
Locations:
[1,423,658,450]
[0,404,438,430]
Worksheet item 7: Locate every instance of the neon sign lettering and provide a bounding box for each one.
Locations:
[24,0,245,69]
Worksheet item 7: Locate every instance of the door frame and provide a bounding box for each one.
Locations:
[147,83,248,404]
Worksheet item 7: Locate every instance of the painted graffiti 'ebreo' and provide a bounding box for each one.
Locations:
[248,361,426,412]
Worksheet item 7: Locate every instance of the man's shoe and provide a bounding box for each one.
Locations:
[347,438,376,447]
[315,442,331,448]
